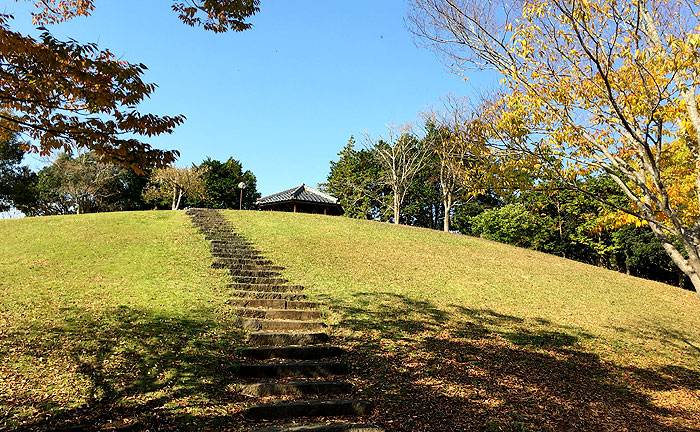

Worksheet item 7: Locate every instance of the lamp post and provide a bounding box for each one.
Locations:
[238,181,246,210]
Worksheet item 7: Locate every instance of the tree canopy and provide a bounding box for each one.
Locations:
[0,1,259,172]
[409,0,700,298]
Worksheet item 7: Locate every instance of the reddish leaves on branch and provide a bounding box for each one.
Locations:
[172,0,260,33]
[3,1,259,172]
[29,0,259,32]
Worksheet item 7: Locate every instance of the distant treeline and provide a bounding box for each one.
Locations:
[321,132,687,289]
[0,131,260,216]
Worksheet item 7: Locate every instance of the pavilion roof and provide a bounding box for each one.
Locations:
[256,184,340,206]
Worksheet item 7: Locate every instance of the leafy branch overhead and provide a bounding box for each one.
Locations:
[409,0,700,299]
[1,1,260,172]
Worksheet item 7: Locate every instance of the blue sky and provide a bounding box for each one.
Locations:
[7,0,497,196]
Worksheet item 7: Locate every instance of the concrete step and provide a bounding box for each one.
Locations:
[228,298,318,309]
[240,380,352,397]
[228,283,304,293]
[251,423,384,432]
[231,276,288,285]
[238,361,348,378]
[204,235,249,242]
[228,268,282,278]
[210,246,264,254]
[241,345,344,360]
[213,257,275,266]
[248,332,330,346]
[212,262,284,271]
[213,253,267,261]
[209,245,262,254]
[229,290,308,301]
[236,308,322,321]
[243,399,373,420]
[209,246,258,253]
[236,318,326,332]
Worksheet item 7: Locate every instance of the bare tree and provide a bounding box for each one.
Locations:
[369,125,429,225]
[424,95,492,231]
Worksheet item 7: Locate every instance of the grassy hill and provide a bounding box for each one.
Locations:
[1,210,699,431]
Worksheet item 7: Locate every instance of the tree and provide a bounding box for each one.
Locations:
[193,157,260,209]
[370,125,429,225]
[409,0,700,299]
[424,95,498,232]
[401,149,444,229]
[143,166,207,210]
[15,150,150,216]
[471,203,548,248]
[321,137,390,220]
[1,1,259,172]
[0,126,35,213]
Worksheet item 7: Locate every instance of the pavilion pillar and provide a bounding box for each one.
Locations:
[293,203,297,213]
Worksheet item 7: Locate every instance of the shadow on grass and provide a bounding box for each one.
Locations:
[319,292,700,432]
[1,305,247,431]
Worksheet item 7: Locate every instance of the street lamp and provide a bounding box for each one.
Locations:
[238,181,246,210]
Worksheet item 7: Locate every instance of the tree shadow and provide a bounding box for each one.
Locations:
[325,293,700,431]
[1,305,249,431]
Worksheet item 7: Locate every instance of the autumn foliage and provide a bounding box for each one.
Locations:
[0,0,259,173]
[410,0,700,298]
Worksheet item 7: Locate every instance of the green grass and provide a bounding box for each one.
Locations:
[0,211,243,430]
[224,210,700,431]
[1,209,699,431]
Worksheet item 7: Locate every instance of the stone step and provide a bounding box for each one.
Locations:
[248,332,330,346]
[243,399,373,420]
[231,276,288,285]
[209,246,264,254]
[238,361,348,378]
[228,283,304,293]
[213,257,275,266]
[209,245,262,253]
[213,253,267,261]
[212,262,284,271]
[236,308,322,321]
[204,235,249,242]
[251,423,384,432]
[236,318,326,332]
[240,380,352,397]
[229,290,308,301]
[228,268,282,278]
[209,245,256,252]
[228,298,318,309]
[241,345,344,360]
[209,243,257,249]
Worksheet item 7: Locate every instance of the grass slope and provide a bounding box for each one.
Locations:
[1,210,699,431]
[0,211,242,430]
[224,210,700,431]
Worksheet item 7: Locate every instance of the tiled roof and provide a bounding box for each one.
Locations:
[257,184,340,205]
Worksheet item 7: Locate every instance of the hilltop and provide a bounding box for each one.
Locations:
[1,210,698,431]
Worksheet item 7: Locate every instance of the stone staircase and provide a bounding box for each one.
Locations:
[186,209,383,432]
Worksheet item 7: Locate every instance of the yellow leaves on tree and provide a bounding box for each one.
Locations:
[409,0,700,297]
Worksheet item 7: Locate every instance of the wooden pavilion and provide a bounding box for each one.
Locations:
[256,184,344,215]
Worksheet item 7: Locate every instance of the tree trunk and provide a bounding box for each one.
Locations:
[393,193,400,225]
[443,192,453,232]
[175,188,183,210]
[171,185,178,210]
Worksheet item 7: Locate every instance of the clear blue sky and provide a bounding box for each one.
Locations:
[8,0,496,196]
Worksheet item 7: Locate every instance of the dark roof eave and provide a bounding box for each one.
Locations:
[258,199,343,207]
